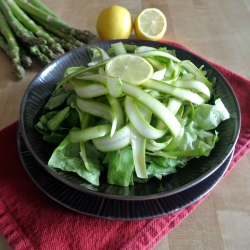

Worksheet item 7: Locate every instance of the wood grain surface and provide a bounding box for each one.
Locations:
[1,0,250,249]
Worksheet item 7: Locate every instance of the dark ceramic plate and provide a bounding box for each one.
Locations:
[17,125,234,220]
[19,39,240,200]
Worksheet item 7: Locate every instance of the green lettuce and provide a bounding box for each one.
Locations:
[107,147,135,187]
[48,135,101,186]
[193,98,230,130]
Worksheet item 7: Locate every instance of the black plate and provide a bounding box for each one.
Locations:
[20,39,240,199]
[17,124,234,221]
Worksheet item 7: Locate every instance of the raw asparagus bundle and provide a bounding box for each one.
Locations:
[0,10,25,79]
[0,0,96,79]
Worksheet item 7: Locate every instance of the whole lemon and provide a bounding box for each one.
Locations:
[96,5,133,40]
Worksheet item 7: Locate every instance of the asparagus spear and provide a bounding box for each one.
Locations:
[38,44,59,59]
[33,17,84,48]
[74,30,97,44]
[0,0,45,45]
[18,35,51,65]
[15,19,59,60]
[0,33,10,56]
[28,44,51,65]
[28,30,58,59]
[27,0,66,24]
[1,18,33,69]
[0,34,32,68]
[14,0,96,44]
[18,45,32,68]
[50,33,77,51]
[7,0,64,55]
[0,10,25,79]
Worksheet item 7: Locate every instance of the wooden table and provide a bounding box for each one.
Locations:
[1,0,250,249]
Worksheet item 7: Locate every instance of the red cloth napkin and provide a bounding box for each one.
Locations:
[0,41,250,250]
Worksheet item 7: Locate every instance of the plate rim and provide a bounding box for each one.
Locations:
[17,123,234,220]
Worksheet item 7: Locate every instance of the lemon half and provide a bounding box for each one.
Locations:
[134,8,167,41]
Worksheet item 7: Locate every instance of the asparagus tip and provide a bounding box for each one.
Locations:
[13,64,25,79]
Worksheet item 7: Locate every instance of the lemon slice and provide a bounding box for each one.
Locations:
[134,8,167,41]
[105,54,153,85]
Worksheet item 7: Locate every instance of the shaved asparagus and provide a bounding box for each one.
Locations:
[34,42,230,187]
[141,78,206,104]
[69,124,111,143]
[72,73,182,138]
[130,125,147,178]
[135,50,181,63]
[76,96,117,137]
[92,125,131,152]
[124,96,167,140]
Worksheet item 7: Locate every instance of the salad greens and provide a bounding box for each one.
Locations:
[35,42,230,187]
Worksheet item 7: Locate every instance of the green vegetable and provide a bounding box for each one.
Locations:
[193,98,230,130]
[73,73,182,138]
[14,0,95,44]
[107,147,135,187]
[27,0,65,22]
[0,0,45,45]
[0,33,32,68]
[27,43,51,65]
[0,9,25,79]
[35,42,230,187]
[0,34,11,57]
[0,0,96,79]
[47,106,70,131]
[49,32,78,51]
[44,87,71,110]
[7,0,64,55]
[48,135,101,186]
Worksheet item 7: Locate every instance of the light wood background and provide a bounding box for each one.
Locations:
[1,0,250,249]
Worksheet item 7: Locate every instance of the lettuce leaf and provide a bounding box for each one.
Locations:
[178,121,218,156]
[48,135,101,186]
[107,147,135,187]
[193,98,230,130]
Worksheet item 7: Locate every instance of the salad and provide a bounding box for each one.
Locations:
[35,42,230,187]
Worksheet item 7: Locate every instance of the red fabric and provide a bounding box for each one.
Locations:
[0,41,249,250]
